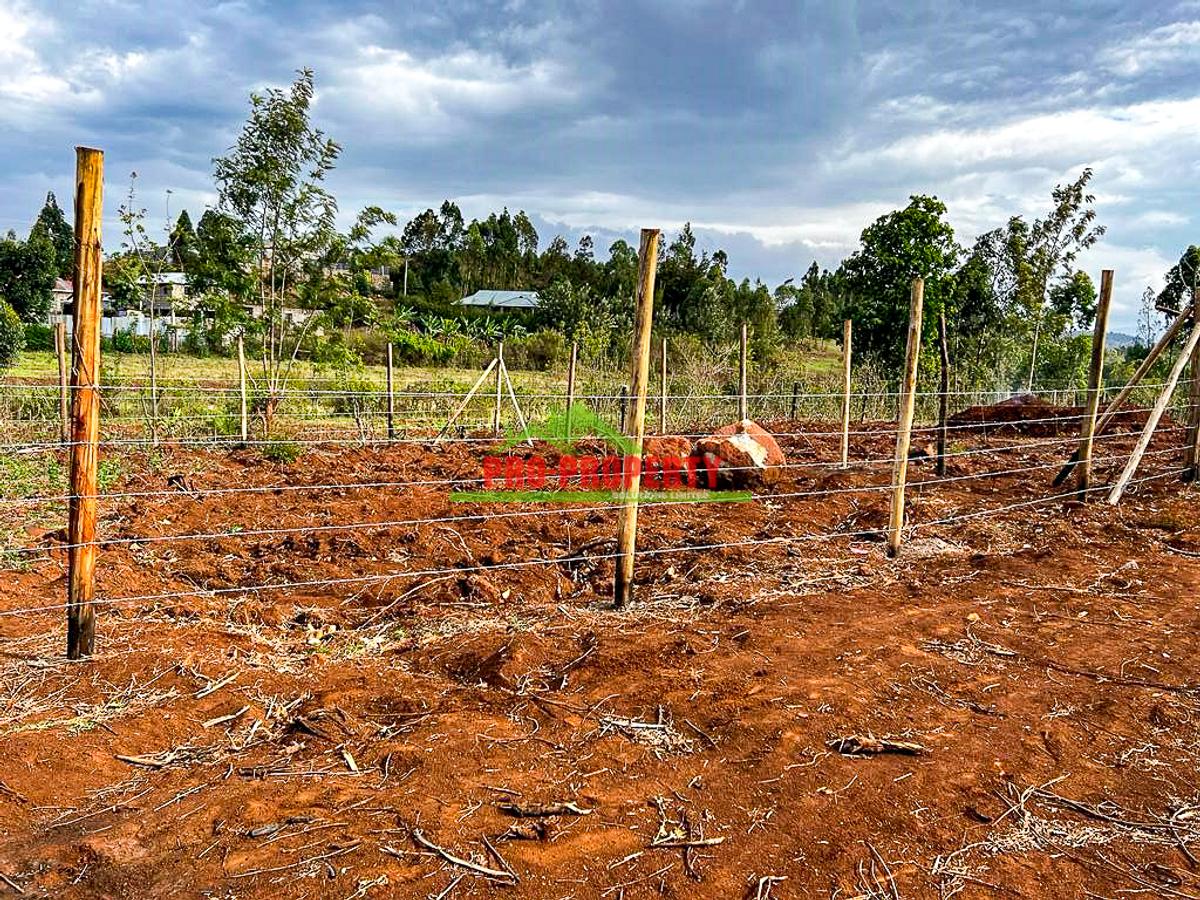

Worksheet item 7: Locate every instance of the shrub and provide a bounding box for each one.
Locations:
[504,330,567,371]
[22,322,53,352]
[0,300,25,368]
[261,440,302,464]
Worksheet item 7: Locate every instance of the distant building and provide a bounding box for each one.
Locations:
[460,289,540,310]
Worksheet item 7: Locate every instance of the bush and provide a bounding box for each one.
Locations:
[504,330,568,371]
[387,328,455,365]
[22,323,53,352]
[0,300,25,368]
[260,440,302,464]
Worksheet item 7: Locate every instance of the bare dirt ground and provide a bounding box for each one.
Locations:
[2,420,1200,899]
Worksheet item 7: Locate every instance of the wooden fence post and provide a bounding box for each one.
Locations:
[936,312,950,477]
[619,385,629,432]
[565,341,578,442]
[738,322,748,420]
[886,277,925,559]
[840,319,852,468]
[1108,315,1200,504]
[1077,270,1113,495]
[493,341,504,435]
[790,381,799,421]
[1186,290,1200,481]
[67,146,104,660]
[237,334,249,443]
[614,228,660,608]
[55,321,69,445]
[386,342,396,442]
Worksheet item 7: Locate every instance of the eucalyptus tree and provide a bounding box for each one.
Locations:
[213,67,341,432]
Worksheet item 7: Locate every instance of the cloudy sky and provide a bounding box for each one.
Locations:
[1,0,1197,328]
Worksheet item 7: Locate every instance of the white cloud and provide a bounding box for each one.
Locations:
[1100,20,1200,75]
[318,45,584,141]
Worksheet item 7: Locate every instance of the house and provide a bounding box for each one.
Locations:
[460,289,540,310]
[49,273,192,347]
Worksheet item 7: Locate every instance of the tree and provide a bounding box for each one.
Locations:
[30,192,73,279]
[169,210,198,270]
[836,195,961,371]
[0,231,57,322]
[985,169,1106,388]
[1158,246,1199,313]
[213,67,341,430]
[0,299,23,367]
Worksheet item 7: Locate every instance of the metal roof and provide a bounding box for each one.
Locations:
[460,289,540,309]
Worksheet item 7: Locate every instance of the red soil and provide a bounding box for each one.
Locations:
[1,420,1199,898]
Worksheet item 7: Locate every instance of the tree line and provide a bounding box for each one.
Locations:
[0,68,1195,394]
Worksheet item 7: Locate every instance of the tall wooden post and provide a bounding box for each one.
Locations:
[659,336,667,434]
[493,341,504,435]
[1185,290,1200,481]
[55,321,69,445]
[67,147,104,660]
[237,334,249,443]
[1077,270,1113,495]
[565,341,578,442]
[791,381,799,420]
[886,277,925,559]
[738,322,748,420]
[614,228,660,608]
[385,342,396,442]
[936,312,950,477]
[840,319,852,468]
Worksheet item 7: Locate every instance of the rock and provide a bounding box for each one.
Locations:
[694,419,785,488]
[642,436,693,460]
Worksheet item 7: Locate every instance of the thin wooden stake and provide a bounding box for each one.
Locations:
[1077,270,1113,495]
[1053,304,1191,486]
[1108,315,1200,505]
[659,336,667,435]
[739,322,748,421]
[936,312,950,477]
[237,335,249,443]
[55,321,69,445]
[619,384,628,433]
[887,277,924,559]
[614,228,659,609]
[386,342,396,442]
[501,359,534,447]
[493,341,504,435]
[148,312,158,445]
[67,146,104,660]
[840,319,852,468]
[1186,290,1200,481]
[565,341,578,442]
[437,358,498,441]
[791,381,799,421]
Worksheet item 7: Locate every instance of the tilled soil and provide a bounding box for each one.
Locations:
[2,421,1200,898]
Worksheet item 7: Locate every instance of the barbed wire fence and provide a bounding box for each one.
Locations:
[2,153,1199,658]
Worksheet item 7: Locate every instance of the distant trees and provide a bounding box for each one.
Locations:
[0,300,23,367]
[30,192,74,278]
[5,62,1162,396]
[0,229,56,323]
